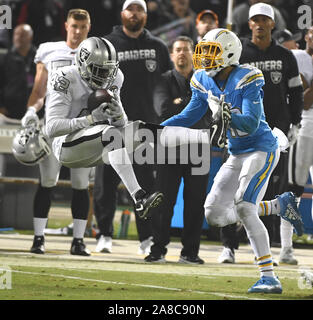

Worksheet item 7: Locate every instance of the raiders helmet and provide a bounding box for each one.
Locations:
[12,126,51,166]
[193,28,242,77]
[75,37,119,90]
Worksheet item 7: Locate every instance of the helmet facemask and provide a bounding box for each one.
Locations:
[75,37,119,90]
[84,60,118,90]
[193,28,242,77]
[12,126,51,166]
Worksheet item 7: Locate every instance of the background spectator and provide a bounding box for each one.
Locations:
[232,0,286,38]
[0,24,36,119]
[145,36,211,264]
[93,0,172,255]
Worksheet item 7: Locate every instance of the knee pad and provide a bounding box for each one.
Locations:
[70,168,91,189]
[102,126,125,150]
[205,204,234,227]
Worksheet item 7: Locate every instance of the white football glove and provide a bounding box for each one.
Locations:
[87,102,110,124]
[21,106,39,127]
[107,92,128,127]
[208,92,232,122]
[287,123,300,146]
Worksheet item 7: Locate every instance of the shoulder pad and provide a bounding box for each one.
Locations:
[190,70,207,93]
[235,65,264,89]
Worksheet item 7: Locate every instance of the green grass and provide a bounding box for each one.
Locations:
[0,263,312,300]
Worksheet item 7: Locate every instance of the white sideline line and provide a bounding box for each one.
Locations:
[11,269,264,300]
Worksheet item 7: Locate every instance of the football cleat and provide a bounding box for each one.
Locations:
[248,276,282,294]
[30,235,45,254]
[279,246,298,265]
[70,238,91,256]
[134,189,164,220]
[276,191,304,236]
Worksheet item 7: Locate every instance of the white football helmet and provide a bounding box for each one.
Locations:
[75,37,119,90]
[193,28,242,77]
[12,126,51,166]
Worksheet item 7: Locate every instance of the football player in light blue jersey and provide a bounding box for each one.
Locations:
[162,28,284,294]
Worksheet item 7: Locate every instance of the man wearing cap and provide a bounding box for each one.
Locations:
[273,29,302,50]
[219,2,303,265]
[287,26,313,251]
[232,0,286,38]
[93,0,172,255]
[195,9,219,42]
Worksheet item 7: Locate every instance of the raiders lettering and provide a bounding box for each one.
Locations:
[118,49,156,62]
[246,60,283,71]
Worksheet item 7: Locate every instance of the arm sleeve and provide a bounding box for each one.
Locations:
[45,70,90,138]
[286,52,303,125]
[161,86,208,127]
[230,83,262,134]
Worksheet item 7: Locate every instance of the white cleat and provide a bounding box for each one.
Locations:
[218,247,235,263]
[95,235,112,253]
[279,246,298,265]
[138,236,153,255]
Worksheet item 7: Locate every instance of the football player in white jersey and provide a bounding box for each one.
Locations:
[289,26,313,240]
[20,9,93,256]
[44,36,164,240]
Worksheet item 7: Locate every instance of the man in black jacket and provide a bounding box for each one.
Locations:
[218,3,303,265]
[144,36,211,263]
[0,24,36,119]
[94,0,173,254]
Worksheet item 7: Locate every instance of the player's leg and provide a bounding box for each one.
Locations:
[204,154,241,227]
[234,150,282,293]
[69,167,92,256]
[31,152,61,254]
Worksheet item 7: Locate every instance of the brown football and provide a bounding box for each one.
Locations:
[87,89,113,112]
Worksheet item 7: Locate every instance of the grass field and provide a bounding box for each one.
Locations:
[0,204,312,303]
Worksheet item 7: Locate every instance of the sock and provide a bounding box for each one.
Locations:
[280,217,293,248]
[73,219,88,239]
[34,185,52,218]
[256,254,275,278]
[33,217,47,236]
[160,126,209,147]
[258,199,280,216]
[71,188,89,220]
[237,201,275,278]
[108,148,141,201]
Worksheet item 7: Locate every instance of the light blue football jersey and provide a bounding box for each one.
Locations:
[161,64,278,155]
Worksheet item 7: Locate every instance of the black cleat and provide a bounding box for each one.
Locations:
[70,238,91,256]
[30,235,45,254]
[134,189,164,220]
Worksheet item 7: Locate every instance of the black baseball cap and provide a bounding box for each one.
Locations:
[272,29,302,44]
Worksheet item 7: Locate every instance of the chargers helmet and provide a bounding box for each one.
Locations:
[75,37,119,90]
[193,28,242,77]
[12,126,51,166]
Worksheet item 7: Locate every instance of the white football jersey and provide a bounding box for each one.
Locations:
[45,64,124,138]
[292,49,313,137]
[35,41,77,74]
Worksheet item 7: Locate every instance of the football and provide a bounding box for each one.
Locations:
[87,89,114,112]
